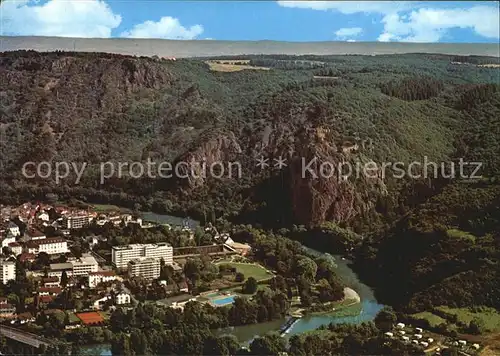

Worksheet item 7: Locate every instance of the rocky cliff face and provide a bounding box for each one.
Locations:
[1,51,402,227]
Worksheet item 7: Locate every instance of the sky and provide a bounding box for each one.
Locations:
[1,1,499,43]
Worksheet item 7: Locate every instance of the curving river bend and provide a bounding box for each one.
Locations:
[83,215,383,354]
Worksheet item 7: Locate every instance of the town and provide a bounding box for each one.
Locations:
[0,202,260,348]
[0,202,490,355]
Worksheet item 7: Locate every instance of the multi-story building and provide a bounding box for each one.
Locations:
[128,257,161,280]
[64,214,91,229]
[0,259,16,284]
[88,271,118,288]
[112,243,173,269]
[69,255,99,276]
[26,237,68,255]
[48,262,73,278]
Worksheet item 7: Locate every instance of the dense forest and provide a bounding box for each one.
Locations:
[0,50,499,321]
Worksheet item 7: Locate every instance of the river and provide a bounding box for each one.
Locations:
[82,219,383,354]
[217,250,384,343]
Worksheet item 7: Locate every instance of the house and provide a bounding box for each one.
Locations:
[92,295,111,310]
[225,241,251,256]
[412,340,419,345]
[37,211,50,222]
[38,286,62,296]
[421,342,429,348]
[384,332,394,337]
[25,229,46,241]
[396,323,405,329]
[19,252,36,263]
[427,338,434,343]
[415,327,423,333]
[17,312,35,324]
[0,303,16,318]
[458,340,467,346]
[42,276,60,287]
[414,334,423,339]
[398,330,405,335]
[178,281,189,293]
[115,292,131,305]
[472,344,480,350]
[1,234,16,248]
[6,222,20,237]
[8,242,22,256]
[37,295,54,306]
[402,336,410,342]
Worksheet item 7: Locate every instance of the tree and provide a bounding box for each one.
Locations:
[249,333,285,356]
[374,307,397,332]
[60,270,68,288]
[242,277,258,294]
[235,272,245,282]
[295,256,317,282]
[467,318,482,335]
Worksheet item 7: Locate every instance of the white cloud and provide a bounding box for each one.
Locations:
[378,6,500,42]
[335,27,363,40]
[277,1,412,14]
[1,0,121,38]
[278,1,500,43]
[120,16,203,40]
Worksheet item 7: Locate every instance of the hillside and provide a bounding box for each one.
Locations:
[1,51,499,313]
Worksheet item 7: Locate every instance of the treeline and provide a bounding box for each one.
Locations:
[455,83,499,111]
[451,55,500,65]
[249,58,326,70]
[380,76,445,101]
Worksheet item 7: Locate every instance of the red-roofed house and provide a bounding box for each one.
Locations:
[8,242,22,256]
[38,287,62,296]
[19,252,36,263]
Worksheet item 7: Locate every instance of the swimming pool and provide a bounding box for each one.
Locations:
[212,295,236,306]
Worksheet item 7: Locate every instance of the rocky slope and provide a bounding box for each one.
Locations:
[1,50,498,231]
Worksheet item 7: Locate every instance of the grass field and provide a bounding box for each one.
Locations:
[206,60,270,72]
[410,311,448,327]
[436,306,500,332]
[216,261,273,281]
[92,203,129,212]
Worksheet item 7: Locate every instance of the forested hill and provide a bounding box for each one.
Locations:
[1,50,499,312]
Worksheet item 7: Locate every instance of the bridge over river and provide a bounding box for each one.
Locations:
[0,325,52,348]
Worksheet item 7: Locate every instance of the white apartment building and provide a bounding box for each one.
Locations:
[128,257,161,280]
[26,237,69,255]
[115,292,131,305]
[69,255,99,276]
[112,243,173,269]
[48,263,73,278]
[88,271,118,288]
[1,235,16,248]
[0,259,16,284]
[64,215,91,229]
